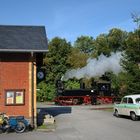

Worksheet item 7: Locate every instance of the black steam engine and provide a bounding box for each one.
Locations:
[55,76,116,105]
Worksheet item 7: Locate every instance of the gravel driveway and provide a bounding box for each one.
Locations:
[1,105,140,140]
[54,105,140,140]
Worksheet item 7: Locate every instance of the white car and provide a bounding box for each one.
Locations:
[114,94,140,121]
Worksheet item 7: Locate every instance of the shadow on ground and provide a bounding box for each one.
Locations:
[37,106,72,126]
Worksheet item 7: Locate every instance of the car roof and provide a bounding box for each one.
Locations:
[124,94,140,99]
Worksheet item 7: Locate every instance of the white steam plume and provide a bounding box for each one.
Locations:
[63,52,122,80]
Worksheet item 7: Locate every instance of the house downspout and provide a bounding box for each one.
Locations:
[31,52,35,128]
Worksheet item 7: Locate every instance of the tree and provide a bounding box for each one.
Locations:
[94,34,111,57]
[122,28,140,94]
[37,81,56,101]
[44,37,72,82]
[105,72,128,97]
[131,12,140,29]
[74,36,95,54]
[37,37,71,101]
[65,79,80,89]
[67,47,89,69]
[107,28,127,52]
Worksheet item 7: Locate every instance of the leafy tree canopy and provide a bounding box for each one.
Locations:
[74,36,95,54]
[94,34,111,56]
[67,47,89,69]
[44,37,71,82]
[122,28,140,94]
[108,28,127,51]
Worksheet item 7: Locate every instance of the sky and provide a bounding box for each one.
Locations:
[0,0,140,43]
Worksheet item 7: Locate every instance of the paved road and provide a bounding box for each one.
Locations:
[1,105,140,140]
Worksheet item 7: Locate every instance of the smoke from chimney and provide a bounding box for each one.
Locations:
[63,52,122,81]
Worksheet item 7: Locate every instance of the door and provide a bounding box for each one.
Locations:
[126,97,134,116]
[118,97,128,115]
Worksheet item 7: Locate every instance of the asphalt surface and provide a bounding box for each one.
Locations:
[1,105,140,140]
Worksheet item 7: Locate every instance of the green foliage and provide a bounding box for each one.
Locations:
[92,28,127,57]
[37,37,71,101]
[108,28,127,51]
[123,30,140,62]
[67,47,89,69]
[44,37,71,82]
[94,34,111,57]
[74,36,95,54]
[105,72,128,96]
[131,12,140,29]
[37,81,56,101]
[122,28,140,94]
[65,79,80,89]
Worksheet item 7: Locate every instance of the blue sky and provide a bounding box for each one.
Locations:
[0,0,140,43]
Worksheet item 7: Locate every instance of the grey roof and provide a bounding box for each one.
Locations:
[0,25,48,52]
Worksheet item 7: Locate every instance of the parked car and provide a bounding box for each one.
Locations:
[114,94,140,121]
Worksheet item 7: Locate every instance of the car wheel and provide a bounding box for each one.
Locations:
[114,109,120,117]
[130,112,138,121]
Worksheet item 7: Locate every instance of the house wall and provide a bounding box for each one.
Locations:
[0,53,36,121]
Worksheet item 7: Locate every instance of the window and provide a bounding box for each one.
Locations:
[122,98,127,103]
[5,90,25,105]
[136,98,140,104]
[6,91,14,104]
[128,98,133,104]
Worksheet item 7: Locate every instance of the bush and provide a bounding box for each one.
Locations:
[37,81,56,102]
[65,79,80,89]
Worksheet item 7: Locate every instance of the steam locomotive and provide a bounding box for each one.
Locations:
[55,75,117,105]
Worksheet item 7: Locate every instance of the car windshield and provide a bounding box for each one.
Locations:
[135,98,140,104]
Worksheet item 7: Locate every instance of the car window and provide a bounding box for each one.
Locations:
[128,98,133,104]
[135,98,140,104]
[122,98,127,103]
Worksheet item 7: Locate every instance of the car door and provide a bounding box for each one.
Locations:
[125,97,134,116]
[119,97,128,115]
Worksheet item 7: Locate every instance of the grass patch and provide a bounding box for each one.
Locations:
[38,124,47,129]
[37,123,56,132]
[91,107,114,112]
[104,108,113,112]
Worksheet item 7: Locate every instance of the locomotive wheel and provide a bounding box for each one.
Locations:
[73,99,78,105]
[78,98,83,105]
